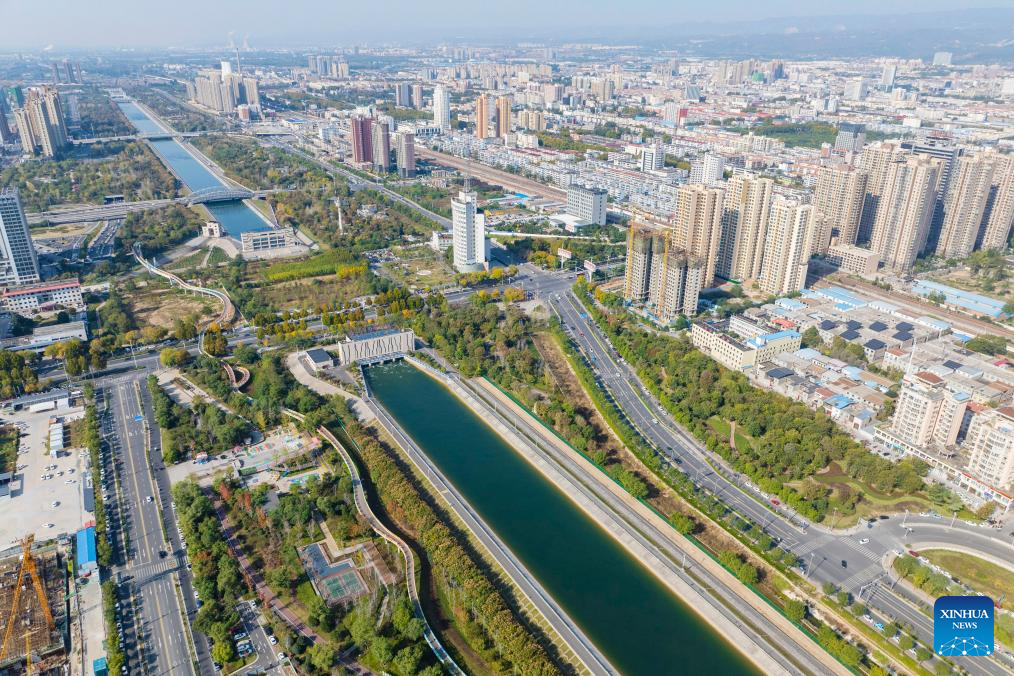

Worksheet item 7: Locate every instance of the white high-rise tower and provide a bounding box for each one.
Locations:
[433,85,451,131]
[451,189,487,272]
[0,188,41,286]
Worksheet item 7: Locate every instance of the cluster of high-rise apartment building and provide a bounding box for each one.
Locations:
[1,86,69,158]
[186,61,261,120]
[50,59,82,85]
[284,48,1014,326]
[307,54,350,79]
[620,135,1014,322]
[623,176,814,321]
[844,139,1014,269]
[473,93,514,140]
[880,366,1014,503]
[348,115,416,177]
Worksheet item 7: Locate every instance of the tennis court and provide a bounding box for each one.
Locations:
[299,543,368,605]
[321,560,367,601]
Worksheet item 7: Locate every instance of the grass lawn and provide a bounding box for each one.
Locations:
[707,416,755,451]
[808,470,931,527]
[207,247,232,266]
[922,550,1014,610]
[168,249,206,270]
[258,273,374,311]
[379,245,457,290]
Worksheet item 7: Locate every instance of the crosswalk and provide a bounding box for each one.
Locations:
[793,536,832,556]
[841,564,882,592]
[131,557,182,580]
[839,537,881,564]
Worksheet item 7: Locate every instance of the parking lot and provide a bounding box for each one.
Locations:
[0,405,91,546]
[235,600,285,672]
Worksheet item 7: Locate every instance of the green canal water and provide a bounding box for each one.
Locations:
[365,361,755,675]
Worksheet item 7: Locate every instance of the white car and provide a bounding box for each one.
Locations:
[50,501,59,508]
[859,538,870,545]
[146,496,154,503]
[277,652,285,661]
[44,523,54,528]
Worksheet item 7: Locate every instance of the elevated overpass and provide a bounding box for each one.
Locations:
[27,189,291,225]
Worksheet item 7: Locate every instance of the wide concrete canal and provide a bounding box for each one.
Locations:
[366,360,755,675]
[116,99,270,237]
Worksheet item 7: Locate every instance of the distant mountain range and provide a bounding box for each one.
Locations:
[529,7,1014,62]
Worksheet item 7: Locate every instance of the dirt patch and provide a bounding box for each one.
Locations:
[129,288,219,329]
[31,222,94,237]
[533,333,682,516]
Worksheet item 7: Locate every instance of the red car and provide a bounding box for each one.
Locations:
[907,549,920,558]
[770,498,780,506]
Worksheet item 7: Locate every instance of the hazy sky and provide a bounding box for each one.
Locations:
[3,0,1007,49]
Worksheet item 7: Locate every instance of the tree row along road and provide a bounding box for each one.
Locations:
[281,409,464,676]
[549,287,1012,676]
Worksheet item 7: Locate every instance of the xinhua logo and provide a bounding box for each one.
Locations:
[934,596,994,657]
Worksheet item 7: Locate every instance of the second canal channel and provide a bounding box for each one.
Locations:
[365,360,756,675]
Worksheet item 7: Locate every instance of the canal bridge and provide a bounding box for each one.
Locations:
[184,186,255,206]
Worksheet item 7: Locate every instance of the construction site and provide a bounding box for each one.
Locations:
[0,537,68,675]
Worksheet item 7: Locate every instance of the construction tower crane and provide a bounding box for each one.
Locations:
[0,535,55,661]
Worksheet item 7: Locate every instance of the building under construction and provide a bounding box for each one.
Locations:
[0,538,67,674]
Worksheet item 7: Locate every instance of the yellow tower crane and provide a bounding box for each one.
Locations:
[0,535,55,662]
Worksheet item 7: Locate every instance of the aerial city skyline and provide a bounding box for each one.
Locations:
[1,3,1013,676]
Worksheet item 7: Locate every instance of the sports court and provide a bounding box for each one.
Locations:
[299,542,369,605]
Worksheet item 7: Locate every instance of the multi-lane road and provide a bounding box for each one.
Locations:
[106,374,196,675]
[103,370,216,676]
[537,274,1014,676]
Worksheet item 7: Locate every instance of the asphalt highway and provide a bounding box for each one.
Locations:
[107,377,196,676]
[539,276,1014,676]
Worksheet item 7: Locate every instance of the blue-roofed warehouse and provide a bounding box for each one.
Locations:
[806,286,868,310]
[912,280,1008,319]
[77,526,97,574]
